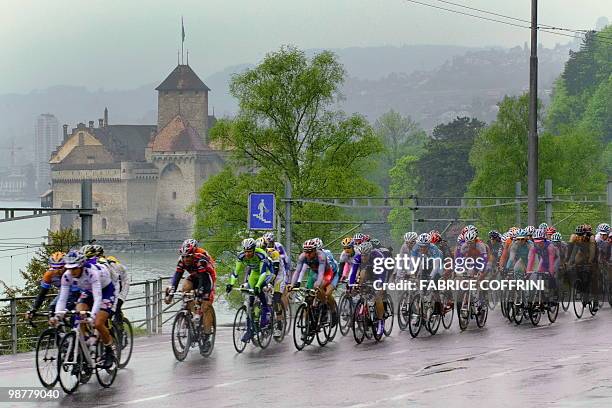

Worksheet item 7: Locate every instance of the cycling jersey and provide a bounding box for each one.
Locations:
[106,261,130,301]
[31,269,80,313]
[171,249,217,292]
[292,249,331,288]
[339,249,356,280]
[349,249,388,285]
[269,241,291,272]
[411,244,443,279]
[506,241,533,277]
[457,241,489,273]
[527,241,557,274]
[56,262,116,317]
[231,247,273,289]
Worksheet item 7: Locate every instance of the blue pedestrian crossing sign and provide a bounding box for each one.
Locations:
[248,193,275,230]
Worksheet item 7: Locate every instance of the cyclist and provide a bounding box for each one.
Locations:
[486,230,503,275]
[165,239,216,354]
[525,225,536,241]
[349,241,389,337]
[55,250,117,368]
[226,238,274,342]
[397,232,418,281]
[411,233,443,281]
[506,229,532,280]
[567,224,600,311]
[266,244,289,338]
[545,226,556,240]
[105,256,130,325]
[312,237,340,324]
[353,233,366,246]
[339,237,357,282]
[526,229,558,295]
[27,252,80,321]
[263,232,291,273]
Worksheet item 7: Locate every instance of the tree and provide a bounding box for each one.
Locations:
[195,46,382,257]
[370,110,427,191]
[387,155,419,243]
[464,94,607,230]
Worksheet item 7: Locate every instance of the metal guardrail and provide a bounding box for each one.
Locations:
[0,276,184,355]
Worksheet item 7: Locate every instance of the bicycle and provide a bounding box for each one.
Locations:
[233,285,276,353]
[292,287,337,350]
[456,271,488,331]
[571,264,599,319]
[337,281,358,336]
[31,312,71,389]
[397,269,418,331]
[525,272,559,326]
[352,284,389,344]
[171,290,217,360]
[56,311,118,394]
[112,314,134,369]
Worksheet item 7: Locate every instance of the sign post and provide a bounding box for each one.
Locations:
[248,192,275,231]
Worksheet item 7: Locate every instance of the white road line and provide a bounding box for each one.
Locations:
[213,379,250,388]
[120,393,171,405]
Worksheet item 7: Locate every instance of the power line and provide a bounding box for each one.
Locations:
[404,0,612,46]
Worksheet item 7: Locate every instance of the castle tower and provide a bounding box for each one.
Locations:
[156,64,211,143]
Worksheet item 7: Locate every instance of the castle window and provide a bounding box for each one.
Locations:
[101,218,107,230]
[195,91,199,95]
[179,91,183,95]
[172,191,177,200]
[87,155,94,164]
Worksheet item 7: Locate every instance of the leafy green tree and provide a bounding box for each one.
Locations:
[195,46,382,259]
[370,110,427,191]
[464,94,607,230]
[387,155,419,243]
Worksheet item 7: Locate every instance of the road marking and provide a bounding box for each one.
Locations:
[121,394,171,405]
[412,347,512,374]
[213,379,250,388]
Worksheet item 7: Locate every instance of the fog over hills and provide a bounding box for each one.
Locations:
[0,43,573,164]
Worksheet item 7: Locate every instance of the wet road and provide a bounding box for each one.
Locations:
[2,306,612,408]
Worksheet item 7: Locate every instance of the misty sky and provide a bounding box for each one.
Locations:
[1,0,609,94]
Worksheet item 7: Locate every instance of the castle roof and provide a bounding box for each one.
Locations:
[155,64,211,92]
[93,125,157,161]
[150,115,207,152]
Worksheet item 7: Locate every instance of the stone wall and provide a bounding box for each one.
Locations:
[157,90,208,143]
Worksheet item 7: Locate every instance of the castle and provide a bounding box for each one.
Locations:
[49,64,225,239]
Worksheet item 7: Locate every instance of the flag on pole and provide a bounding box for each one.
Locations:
[181,17,185,43]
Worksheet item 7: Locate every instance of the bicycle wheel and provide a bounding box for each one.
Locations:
[528,301,541,326]
[115,317,133,368]
[293,304,311,351]
[57,332,81,394]
[273,304,287,343]
[475,301,488,328]
[232,306,249,353]
[441,292,454,330]
[573,279,584,319]
[256,310,273,349]
[36,328,59,389]
[547,299,559,323]
[95,340,117,388]
[352,299,366,344]
[338,294,353,336]
[325,302,339,342]
[500,289,508,318]
[383,293,394,337]
[426,304,441,336]
[171,311,192,361]
[316,305,330,347]
[560,284,571,312]
[200,306,216,357]
[408,294,423,338]
[487,290,497,310]
[457,293,469,331]
[397,291,411,331]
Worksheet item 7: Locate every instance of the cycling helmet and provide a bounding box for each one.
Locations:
[358,241,373,255]
[91,244,104,257]
[516,229,528,239]
[341,237,354,248]
[466,225,478,235]
[430,231,441,244]
[49,251,66,268]
[508,227,519,236]
[63,250,85,268]
[582,224,593,235]
[551,232,562,242]
[312,237,323,249]
[464,230,478,243]
[545,226,556,235]
[255,237,266,249]
[80,244,97,259]
[353,233,365,244]
[241,238,256,251]
[532,228,546,240]
[106,255,120,264]
[371,238,381,248]
[404,232,418,243]
[488,230,501,240]
[457,233,464,243]
[596,223,610,234]
[525,226,536,235]
[416,233,431,246]
[303,239,316,252]
[538,223,548,230]
[262,232,275,243]
[575,225,584,235]
[362,234,371,242]
[500,233,509,242]
[179,239,198,256]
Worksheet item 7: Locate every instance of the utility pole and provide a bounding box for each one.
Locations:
[527,0,539,226]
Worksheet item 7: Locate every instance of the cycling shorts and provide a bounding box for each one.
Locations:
[187,273,214,301]
[78,282,116,315]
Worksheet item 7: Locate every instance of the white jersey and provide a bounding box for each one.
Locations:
[55,262,115,317]
[107,261,130,301]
